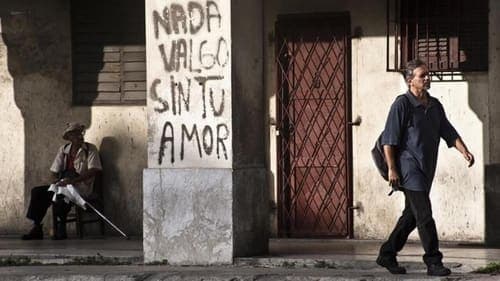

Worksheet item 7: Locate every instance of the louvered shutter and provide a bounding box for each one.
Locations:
[72,0,146,105]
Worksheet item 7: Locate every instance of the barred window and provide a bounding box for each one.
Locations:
[387,0,488,73]
[72,0,146,105]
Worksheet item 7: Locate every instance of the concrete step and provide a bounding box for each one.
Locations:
[235,257,464,272]
[0,265,494,281]
[0,238,496,280]
[0,253,143,266]
[0,254,492,281]
[0,253,466,272]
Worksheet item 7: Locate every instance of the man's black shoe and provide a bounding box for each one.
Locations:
[21,224,43,240]
[376,256,407,274]
[427,264,451,276]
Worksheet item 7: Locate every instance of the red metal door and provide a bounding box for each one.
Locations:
[276,14,352,238]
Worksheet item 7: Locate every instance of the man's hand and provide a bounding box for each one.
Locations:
[55,178,71,187]
[463,151,475,167]
[383,145,400,189]
[388,167,400,188]
[454,138,474,168]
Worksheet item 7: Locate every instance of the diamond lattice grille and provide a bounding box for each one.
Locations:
[276,18,350,237]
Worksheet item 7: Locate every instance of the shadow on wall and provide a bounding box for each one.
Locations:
[465,73,498,246]
[0,1,97,232]
[466,73,500,247]
[99,136,124,235]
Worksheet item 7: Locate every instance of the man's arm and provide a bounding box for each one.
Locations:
[454,137,474,167]
[384,145,400,187]
[437,103,473,167]
[56,168,100,186]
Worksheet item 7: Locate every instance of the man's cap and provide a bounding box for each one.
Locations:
[63,122,85,140]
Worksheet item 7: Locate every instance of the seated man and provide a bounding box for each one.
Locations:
[21,122,102,240]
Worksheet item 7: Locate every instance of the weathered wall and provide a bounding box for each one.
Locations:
[0,21,26,234]
[143,0,268,263]
[144,0,234,264]
[146,1,232,169]
[85,108,146,236]
[264,0,488,241]
[143,168,232,264]
[0,0,146,236]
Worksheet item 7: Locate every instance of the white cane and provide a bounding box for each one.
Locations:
[85,202,128,239]
[49,184,129,239]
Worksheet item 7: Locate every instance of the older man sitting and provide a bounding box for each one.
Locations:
[21,122,102,240]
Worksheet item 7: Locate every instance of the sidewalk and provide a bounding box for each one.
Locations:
[0,237,498,280]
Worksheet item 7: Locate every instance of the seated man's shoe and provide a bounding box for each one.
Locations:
[21,224,43,240]
[427,264,451,276]
[376,256,407,274]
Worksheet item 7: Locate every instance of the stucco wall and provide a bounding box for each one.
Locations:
[0,0,145,236]
[86,108,146,236]
[143,0,268,263]
[0,24,26,234]
[144,0,235,264]
[265,0,489,241]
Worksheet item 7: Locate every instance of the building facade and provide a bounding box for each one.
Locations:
[0,0,499,264]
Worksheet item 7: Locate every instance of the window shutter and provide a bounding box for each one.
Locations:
[413,0,460,71]
[72,0,146,105]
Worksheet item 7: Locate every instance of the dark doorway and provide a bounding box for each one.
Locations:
[276,13,352,238]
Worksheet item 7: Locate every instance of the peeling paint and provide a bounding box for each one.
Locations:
[143,168,232,264]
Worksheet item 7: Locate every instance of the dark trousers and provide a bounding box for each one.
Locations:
[379,189,443,266]
[26,185,72,225]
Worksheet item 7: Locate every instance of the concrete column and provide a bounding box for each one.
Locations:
[485,0,500,246]
[144,0,268,265]
[231,0,268,257]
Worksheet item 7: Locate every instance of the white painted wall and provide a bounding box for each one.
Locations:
[143,0,234,264]
[85,107,147,234]
[0,25,27,234]
[146,0,232,168]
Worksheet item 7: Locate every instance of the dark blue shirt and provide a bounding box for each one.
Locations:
[381,91,459,191]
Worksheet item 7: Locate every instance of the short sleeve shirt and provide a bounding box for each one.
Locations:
[50,142,102,196]
[381,91,459,191]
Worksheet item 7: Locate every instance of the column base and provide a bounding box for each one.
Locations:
[143,168,233,265]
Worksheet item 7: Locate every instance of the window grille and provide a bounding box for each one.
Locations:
[387,0,488,78]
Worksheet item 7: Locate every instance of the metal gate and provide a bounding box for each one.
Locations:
[276,13,352,238]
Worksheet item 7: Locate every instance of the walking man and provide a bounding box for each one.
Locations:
[376,59,475,276]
